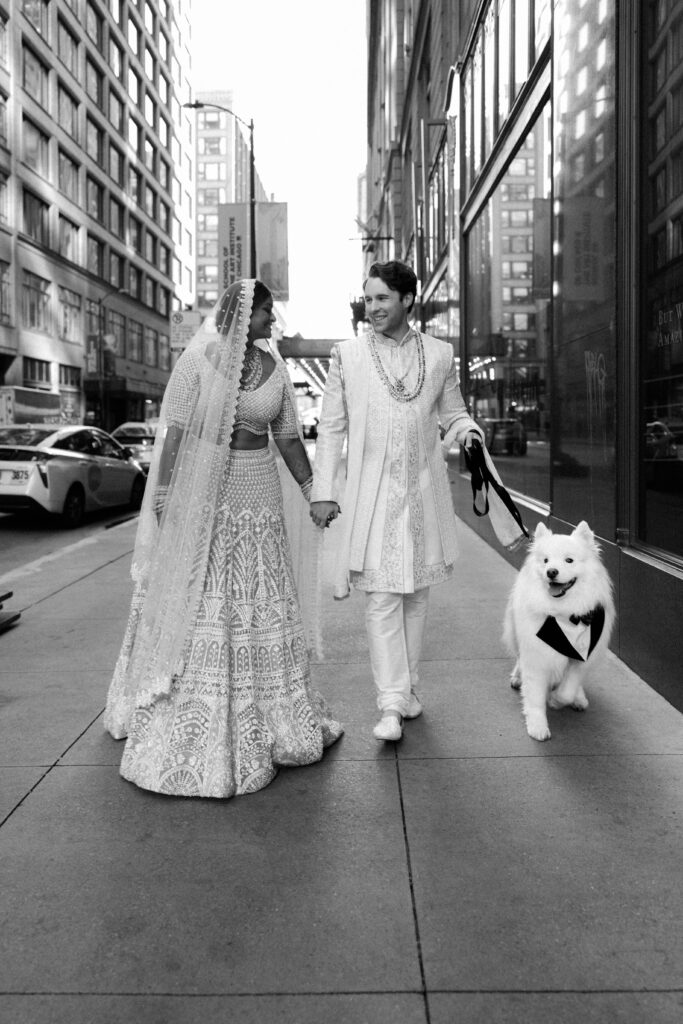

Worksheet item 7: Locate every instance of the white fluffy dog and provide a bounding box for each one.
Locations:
[503,521,615,741]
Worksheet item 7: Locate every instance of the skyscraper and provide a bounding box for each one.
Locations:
[0,0,194,430]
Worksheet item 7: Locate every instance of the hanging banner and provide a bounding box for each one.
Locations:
[256,202,289,301]
[218,202,289,300]
[217,203,249,291]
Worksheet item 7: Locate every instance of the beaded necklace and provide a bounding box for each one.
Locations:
[368,324,426,403]
[240,346,262,391]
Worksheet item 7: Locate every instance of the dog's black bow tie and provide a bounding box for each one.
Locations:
[569,610,596,625]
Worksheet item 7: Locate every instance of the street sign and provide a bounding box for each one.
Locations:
[170,310,203,351]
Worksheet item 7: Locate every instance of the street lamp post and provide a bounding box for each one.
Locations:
[183,100,257,278]
[95,286,127,431]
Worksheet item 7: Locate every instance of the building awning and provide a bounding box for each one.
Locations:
[83,377,166,398]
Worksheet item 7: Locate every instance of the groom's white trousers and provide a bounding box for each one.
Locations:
[364,588,430,714]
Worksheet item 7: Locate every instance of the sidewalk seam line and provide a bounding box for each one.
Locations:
[0,710,104,830]
[1,987,682,996]
[394,746,432,1024]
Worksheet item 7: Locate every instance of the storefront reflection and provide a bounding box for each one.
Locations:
[552,0,617,538]
[465,105,552,504]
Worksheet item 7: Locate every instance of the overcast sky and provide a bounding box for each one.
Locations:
[190,0,368,339]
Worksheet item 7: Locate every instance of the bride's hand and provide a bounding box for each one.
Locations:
[310,500,340,529]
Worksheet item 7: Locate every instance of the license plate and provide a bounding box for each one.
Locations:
[1,469,30,483]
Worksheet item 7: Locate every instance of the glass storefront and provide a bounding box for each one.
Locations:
[639,0,683,557]
[552,0,617,540]
[461,0,552,507]
[465,107,552,504]
[449,0,683,708]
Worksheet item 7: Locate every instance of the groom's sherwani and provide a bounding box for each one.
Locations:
[311,331,482,599]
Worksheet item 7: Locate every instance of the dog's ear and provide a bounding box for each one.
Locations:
[573,520,595,545]
[534,522,551,540]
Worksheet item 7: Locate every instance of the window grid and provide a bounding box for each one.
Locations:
[0,260,10,324]
[22,272,51,332]
[23,355,51,388]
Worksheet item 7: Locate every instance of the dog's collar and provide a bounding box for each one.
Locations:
[549,577,576,598]
[536,604,605,661]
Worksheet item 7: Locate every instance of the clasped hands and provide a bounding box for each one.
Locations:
[310,501,340,529]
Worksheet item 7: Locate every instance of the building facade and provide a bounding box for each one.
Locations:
[0,0,195,432]
[192,89,268,313]
[364,0,683,710]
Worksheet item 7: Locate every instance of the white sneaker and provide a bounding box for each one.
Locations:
[373,713,403,742]
[404,691,423,719]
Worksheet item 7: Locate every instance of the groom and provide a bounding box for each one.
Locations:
[310,260,482,741]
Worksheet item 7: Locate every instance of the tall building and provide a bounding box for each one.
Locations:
[191,89,268,312]
[0,0,194,431]
[364,0,683,709]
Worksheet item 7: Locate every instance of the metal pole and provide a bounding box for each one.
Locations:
[98,302,106,430]
[249,119,257,278]
[96,286,127,431]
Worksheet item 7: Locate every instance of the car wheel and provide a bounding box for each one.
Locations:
[129,474,146,510]
[60,485,85,529]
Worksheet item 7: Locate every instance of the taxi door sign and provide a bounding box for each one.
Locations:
[170,311,204,352]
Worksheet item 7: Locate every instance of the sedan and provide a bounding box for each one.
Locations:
[111,423,158,475]
[0,425,147,528]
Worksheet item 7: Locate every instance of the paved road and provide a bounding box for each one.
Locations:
[0,507,139,578]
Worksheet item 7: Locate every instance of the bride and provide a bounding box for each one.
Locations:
[104,278,342,798]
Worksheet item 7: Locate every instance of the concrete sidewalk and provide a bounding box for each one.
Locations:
[1,515,682,1024]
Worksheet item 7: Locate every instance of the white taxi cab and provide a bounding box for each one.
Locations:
[0,425,146,528]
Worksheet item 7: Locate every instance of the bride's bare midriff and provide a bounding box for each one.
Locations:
[230,428,269,450]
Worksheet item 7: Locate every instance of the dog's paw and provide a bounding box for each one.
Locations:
[547,693,563,710]
[510,666,522,690]
[525,712,551,741]
[572,691,589,711]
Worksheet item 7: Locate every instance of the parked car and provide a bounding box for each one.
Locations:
[111,421,158,475]
[0,425,147,528]
[644,421,678,461]
[111,421,157,438]
[301,405,322,440]
[477,417,527,456]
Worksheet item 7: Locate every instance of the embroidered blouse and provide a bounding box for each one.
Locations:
[164,348,298,439]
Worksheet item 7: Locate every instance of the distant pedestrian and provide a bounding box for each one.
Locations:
[310,260,528,743]
[104,279,342,797]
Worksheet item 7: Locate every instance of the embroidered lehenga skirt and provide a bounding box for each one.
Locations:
[104,447,342,798]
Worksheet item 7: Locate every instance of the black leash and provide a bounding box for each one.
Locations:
[463,439,530,539]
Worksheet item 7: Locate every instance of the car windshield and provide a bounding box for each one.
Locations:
[0,426,57,447]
